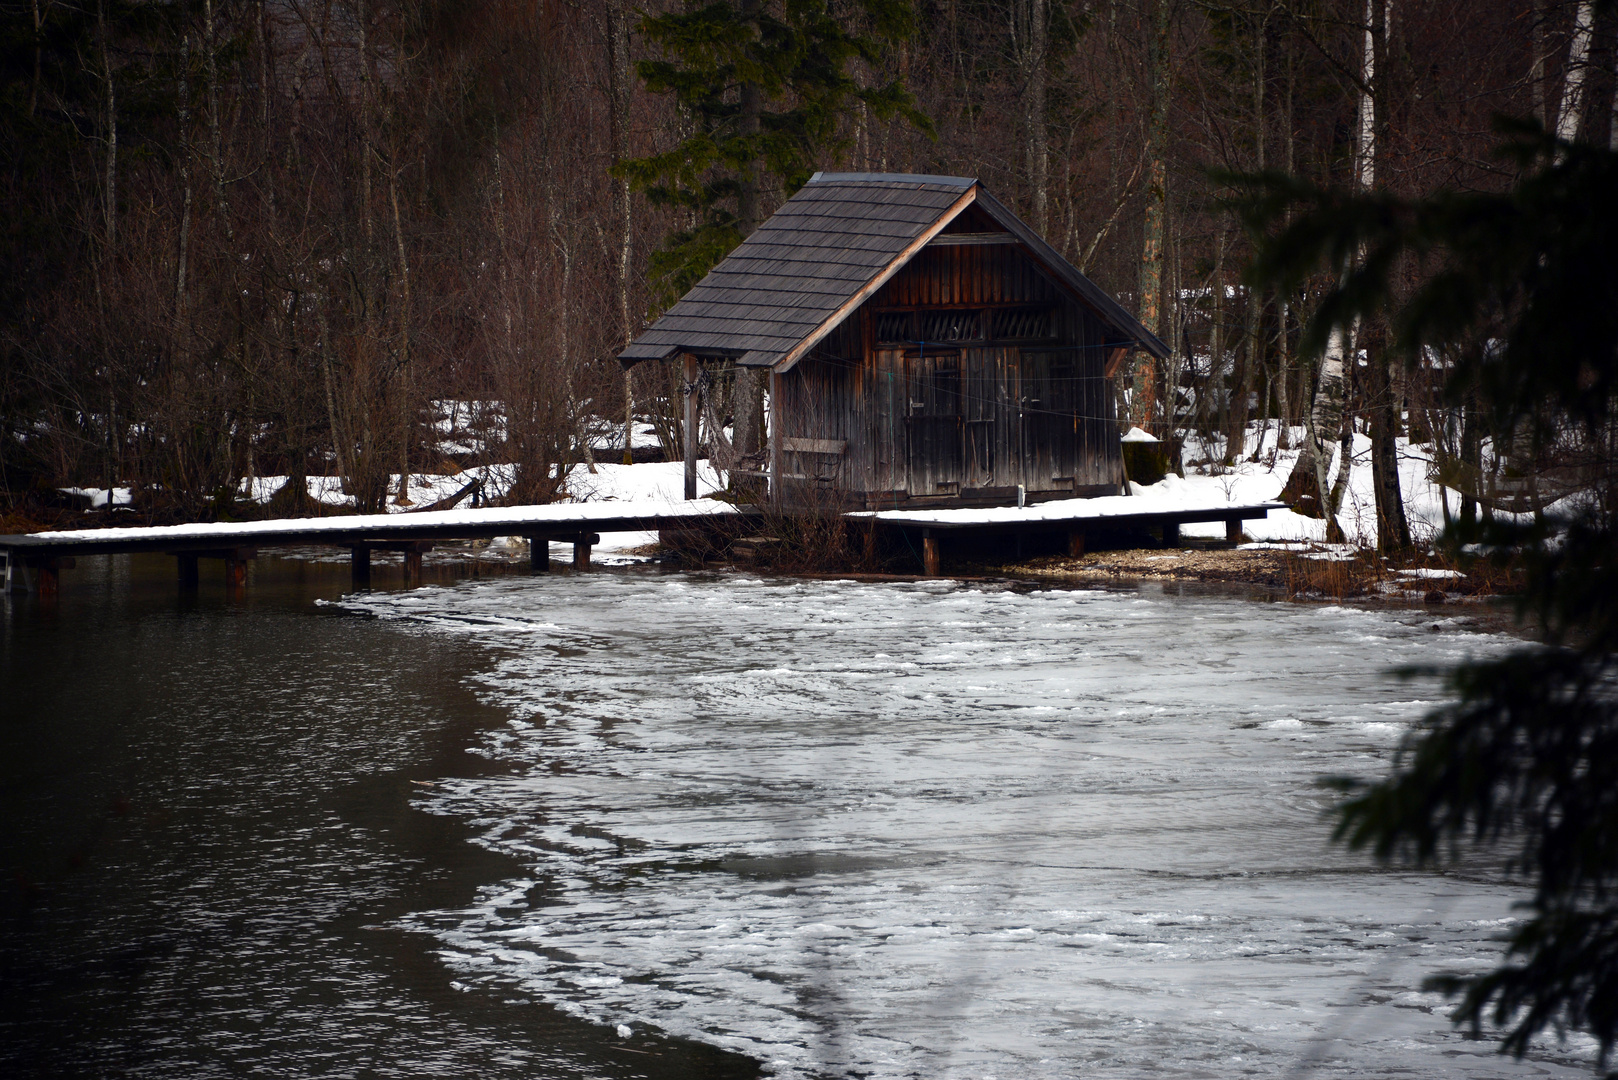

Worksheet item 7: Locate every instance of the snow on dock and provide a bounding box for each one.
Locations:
[0,497,744,592]
[858,477,1285,574]
[1,463,1285,590]
[0,497,741,553]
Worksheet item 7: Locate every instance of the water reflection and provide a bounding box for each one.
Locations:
[0,554,756,1079]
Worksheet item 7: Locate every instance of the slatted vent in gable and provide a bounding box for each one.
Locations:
[919,309,982,342]
[876,311,912,343]
[992,307,1056,341]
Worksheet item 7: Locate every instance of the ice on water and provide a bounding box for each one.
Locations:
[343,575,1594,1078]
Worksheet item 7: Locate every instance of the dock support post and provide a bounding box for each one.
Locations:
[404,547,423,586]
[36,562,59,596]
[921,530,941,577]
[528,538,548,573]
[1163,522,1180,547]
[351,547,372,588]
[225,550,249,590]
[1067,530,1086,558]
[1226,518,1243,544]
[683,353,699,501]
[177,554,200,589]
[573,537,592,571]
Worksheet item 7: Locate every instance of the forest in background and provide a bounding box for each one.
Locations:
[0,0,1612,530]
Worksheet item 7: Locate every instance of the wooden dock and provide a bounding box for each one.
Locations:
[0,499,745,593]
[862,495,1288,576]
[0,493,1288,592]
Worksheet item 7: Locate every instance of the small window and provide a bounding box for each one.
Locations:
[992,307,1055,341]
[876,311,912,343]
[918,309,982,342]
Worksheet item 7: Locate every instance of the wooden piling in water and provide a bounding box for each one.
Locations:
[922,531,941,576]
[351,546,371,587]
[224,550,249,589]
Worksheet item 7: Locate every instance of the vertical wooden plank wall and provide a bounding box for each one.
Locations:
[776,238,1129,505]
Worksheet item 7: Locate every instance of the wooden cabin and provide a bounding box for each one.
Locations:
[619,172,1169,509]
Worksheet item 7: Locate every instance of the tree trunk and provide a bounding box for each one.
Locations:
[99,0,117,252]
[1309,323,1351,541]
[608,0,636,464]
[391,169,413,504]
[1556,0,1596,142]
[1459,398,1480,526]
[1362,0,1408,548]
[174,32,192,336]
[1017,0,1050,234]
[313,296,350,485]
[1367,330,1411,550]
[1248,8,1268,461]
[1133,0,1170,434]
[1530,0,1548,127]
[730,0,766,469]
[1276,31,1294,450]
[1210,229,1226,451]
[203,0,233,244]
[29,0,43,118]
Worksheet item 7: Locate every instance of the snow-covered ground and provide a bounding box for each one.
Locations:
[337,574,1591,1078]
[54,420,1528,558]
[1172,422,1543,549]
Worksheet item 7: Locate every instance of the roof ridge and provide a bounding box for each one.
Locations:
[806,171,976,188]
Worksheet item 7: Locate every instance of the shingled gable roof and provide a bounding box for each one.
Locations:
[618,172,1170,373]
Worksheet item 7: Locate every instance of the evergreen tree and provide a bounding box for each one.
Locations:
[1235,119,1618,1067]
[618,0,931,306]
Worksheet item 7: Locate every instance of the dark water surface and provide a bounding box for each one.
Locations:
[0,554,757,1079]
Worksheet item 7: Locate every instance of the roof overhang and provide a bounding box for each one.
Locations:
[761,184,981,372]
[761,184,1170,372]
[617,172,1169,373]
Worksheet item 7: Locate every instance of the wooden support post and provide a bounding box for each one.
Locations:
[1067,530,1086,558]
[1226,518,1243,544]
[573,535,592,571]
[922,530,941,577]
[351,546,372,588]
[177,554,200,589]
[683,353,699,501]
[224,551,248,589]
[1163,522,1180,547]
[36,562,59,596]
[403,547,423,586]
[769,368,782,508]
[528,537,548,573]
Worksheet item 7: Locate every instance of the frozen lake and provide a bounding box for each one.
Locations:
[335,573,1595,1078]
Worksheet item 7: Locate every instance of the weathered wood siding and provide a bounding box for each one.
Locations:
[776,239,1125,507]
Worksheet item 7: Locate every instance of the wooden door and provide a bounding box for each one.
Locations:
[1019,348,1082,493]
[990,347,1023,490]
[962,348,997,489]
[869,348,907,495]
[904,349,964,495]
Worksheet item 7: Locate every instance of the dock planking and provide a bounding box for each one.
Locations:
[1,496,1286,590]
[0,499,747,593]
